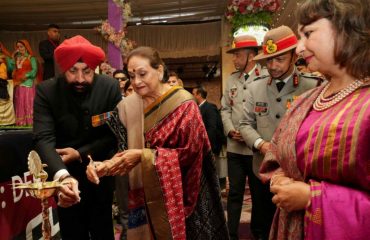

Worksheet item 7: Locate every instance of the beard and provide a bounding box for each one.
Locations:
[67,82,92,94]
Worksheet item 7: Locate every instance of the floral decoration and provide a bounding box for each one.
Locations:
[112,0,132,27]
[225,0,281,34]
[96,20,135,56]
[96,0,135,56]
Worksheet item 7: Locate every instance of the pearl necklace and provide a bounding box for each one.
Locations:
[313,79,364,111]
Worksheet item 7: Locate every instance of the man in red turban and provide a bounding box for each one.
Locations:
[33,35,122,239]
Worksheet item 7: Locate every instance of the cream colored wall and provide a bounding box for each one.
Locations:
[221,47,235,93]
[221,19,235,94]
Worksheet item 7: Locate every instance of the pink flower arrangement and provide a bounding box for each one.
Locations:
[226,0,281,20]
[96,20,135,56]
[96,1,135,56]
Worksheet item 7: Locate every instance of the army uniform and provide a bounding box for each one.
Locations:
[239,68,323,176]
[221,64,268,155]
[221,64,269,240]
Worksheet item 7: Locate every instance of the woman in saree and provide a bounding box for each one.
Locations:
[259,0,370,239]
[87,46,228,239]
[7,40,38,126]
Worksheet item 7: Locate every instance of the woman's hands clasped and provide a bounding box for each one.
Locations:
[270,173,311,212]
[86,149,143,184]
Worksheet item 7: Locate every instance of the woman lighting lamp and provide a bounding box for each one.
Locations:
[260,0,370,239]
[87,46,228,239]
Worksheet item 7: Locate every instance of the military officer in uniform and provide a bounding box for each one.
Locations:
[221,35,269,240]
[239,25,323,239]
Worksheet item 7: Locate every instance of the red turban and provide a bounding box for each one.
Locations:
[54,35,105,72]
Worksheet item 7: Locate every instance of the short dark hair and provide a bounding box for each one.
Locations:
[113,69,127,77]
[126,46,169,82]
[246,48,258,56]
[297,0,370,79]
[123,80,132,93]
[295,58,307,67]
[169,71,179,79]
[48,24,60,29]
[194,85,207,99]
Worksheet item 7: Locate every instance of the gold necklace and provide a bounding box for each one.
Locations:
[313,79,364,111]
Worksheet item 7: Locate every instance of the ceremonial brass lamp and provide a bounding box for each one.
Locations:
[13,150,62,240]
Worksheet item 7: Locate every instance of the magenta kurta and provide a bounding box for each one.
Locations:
[261,82,370,240]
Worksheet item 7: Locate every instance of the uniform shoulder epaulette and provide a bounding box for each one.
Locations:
[299,72,326,86]
[253,74,269,81]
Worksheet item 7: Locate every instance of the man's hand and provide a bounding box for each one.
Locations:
[270,181,311,212]
[57,176,81,208]
[259,141,271,155]
[228,130,244,142]
[56,147,81,164]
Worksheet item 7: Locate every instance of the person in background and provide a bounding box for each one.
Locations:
[295,57,309,73]
[239,25,321,240]
[113,69,129,97]
[260,0,370,239]
[100,61,115,77]
[33,35,122,240]
[8,40,38,126]
[0,53,15,126]
[192,85,226,189]
[86,46,228,239]
[39,24,60,80]
[0,53,8,83]
[168,71,183,87]
[123,80,133,97]
[221,34,269,240]
[1,42,11,77]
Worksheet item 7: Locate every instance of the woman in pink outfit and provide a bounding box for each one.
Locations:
[260,0,370,239]
[9,40,38,126]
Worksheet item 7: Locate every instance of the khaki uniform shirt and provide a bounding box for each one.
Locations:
[239,69,323,176]
[221,64,268,155]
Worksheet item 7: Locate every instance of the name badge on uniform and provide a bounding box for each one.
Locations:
[255,102,268,113]
[229,85,238,106]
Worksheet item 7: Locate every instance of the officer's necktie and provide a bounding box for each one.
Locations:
[244,74,249,81]
[276,81,285,92]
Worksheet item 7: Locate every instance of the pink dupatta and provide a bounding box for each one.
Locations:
[260,82,370,239]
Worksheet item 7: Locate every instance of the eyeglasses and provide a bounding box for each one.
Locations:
[115,77,128,81]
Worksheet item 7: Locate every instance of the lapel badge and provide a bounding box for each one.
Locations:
[293,74,299,87]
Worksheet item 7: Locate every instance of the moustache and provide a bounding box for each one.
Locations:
[68,82,92,93]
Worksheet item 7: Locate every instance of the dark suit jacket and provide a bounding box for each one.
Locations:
[200,101,225,155]
[39,39,58,80]
[33,74,122,178]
